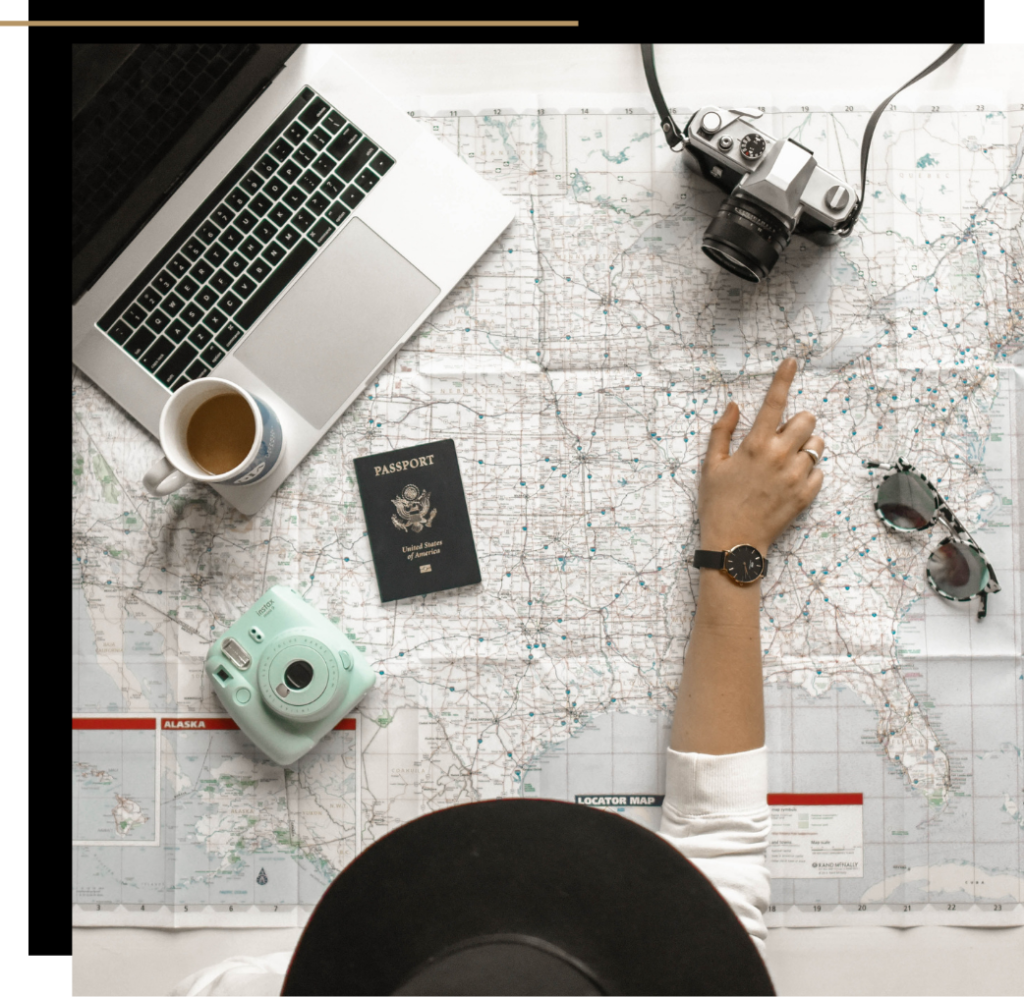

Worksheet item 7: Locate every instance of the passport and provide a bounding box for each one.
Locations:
[353,439,481,603]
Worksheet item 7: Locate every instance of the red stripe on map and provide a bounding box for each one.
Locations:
[333,718,357,730]
[72,718,156,730]
[768,793,863,805]
[161,719,239,730]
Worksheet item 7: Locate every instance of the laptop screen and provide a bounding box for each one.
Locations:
[72,43,296,304]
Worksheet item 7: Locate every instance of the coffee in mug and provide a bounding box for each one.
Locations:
[143,378,284,497]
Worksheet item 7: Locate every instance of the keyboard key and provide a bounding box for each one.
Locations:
[255,220,277,243]
[145,308,170,334]
[210,269,233,293]
[292,208,315,232]
[262,241,285,265]
[236,238,316,329]
[204,242,228,267]
[341,138,378,182]
[249,192,272,217]
[263,176,287,201]
[293,144,315,167]
[270,138,294,162]
[247,258,271,282]
[277,159,302,184]
[198,220,220,244]
[165,318,189,343]
[299,97,330,128]
[241,171,264,194]
[276,224,300,248]
[184,359,210,381]
[285,121,308,145]
[156,342,198,387]
[313,152,336,177]
[269,203,293,226]
[153,269,176,294]
[168,254,191,277]
[195,286,220,310]
[182,303,203,326]
[190,258,214,283]
[325,202,350,225]
[307,126,331,151]
[212,203,236,228]
[138,286,161,311]
[220,225,242,249]
[356,168,379,192]
[234,210,257,233]
[240,236,262,260]
[341,185,365,210]
[284,187,307,210]
[323,110,346,133]
[216,321,245,351]
[255,154,278,178]
[204,308,227,333]
[234,274,257,299]
[162,292,184,316]
[176,275,200,299]
[219,292,242,316]
[327,123,361,161]
[308,217,335,246]
[307,192,330,216]
[320,175,343,199]
[226,187,250,210]
[225,252,248,276]
[124,303,147,328]
[189,324,213,349]
[298,169,321,194]
[125,327,155,359]
[140,335,175,372]
[182,237,206,260]
[201,343,226,367]
[107,320,133,346]
[370,150,394,175]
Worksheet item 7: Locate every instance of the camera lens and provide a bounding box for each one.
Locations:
[702,194,794,282]
[284,659,314,690]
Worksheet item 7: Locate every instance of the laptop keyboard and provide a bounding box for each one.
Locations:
[97,87,395,392]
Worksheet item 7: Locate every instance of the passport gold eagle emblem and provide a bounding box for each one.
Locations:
[391,484,437,533]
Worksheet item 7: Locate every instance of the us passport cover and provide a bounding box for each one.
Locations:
[354,439,481,602]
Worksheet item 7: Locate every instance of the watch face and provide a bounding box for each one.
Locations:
[725,545,763,583]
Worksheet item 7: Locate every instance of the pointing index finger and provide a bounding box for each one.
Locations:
[751,357,797,438]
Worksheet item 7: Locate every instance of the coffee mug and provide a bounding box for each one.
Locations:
[143,378,284,496]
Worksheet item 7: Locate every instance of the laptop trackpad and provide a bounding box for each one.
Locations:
[234,218,439,429]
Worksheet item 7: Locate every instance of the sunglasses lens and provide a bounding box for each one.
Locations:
[876,471,937,530]
[927,540,989,599]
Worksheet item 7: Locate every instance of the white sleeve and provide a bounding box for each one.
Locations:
[657,744,771,960]
[167,951,291,996]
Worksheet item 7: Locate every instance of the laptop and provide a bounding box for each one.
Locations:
[72,44,515,515]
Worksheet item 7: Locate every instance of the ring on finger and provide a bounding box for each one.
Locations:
[799,447,821,466]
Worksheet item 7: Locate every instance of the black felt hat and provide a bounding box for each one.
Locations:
[282,798,774,996]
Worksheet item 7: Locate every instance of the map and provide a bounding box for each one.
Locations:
[73,100,1023,927]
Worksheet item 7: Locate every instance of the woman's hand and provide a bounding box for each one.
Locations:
[697,357,824,555]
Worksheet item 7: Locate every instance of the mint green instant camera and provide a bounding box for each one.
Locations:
[205,585,375,765]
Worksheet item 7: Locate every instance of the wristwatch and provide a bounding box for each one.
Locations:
[692,544,768,584]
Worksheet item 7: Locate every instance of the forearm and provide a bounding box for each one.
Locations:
[670,545,764,755]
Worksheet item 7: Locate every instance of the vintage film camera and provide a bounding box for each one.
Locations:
[641,44,963,283]
[205,585,375,765]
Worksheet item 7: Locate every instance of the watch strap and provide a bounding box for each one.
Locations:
[692,549,725,570]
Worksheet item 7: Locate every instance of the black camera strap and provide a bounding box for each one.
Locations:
[641,43,964,235]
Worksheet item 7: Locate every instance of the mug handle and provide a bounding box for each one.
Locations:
[143,456,190,496]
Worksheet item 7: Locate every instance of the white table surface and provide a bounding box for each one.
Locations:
[70,42,1024,996]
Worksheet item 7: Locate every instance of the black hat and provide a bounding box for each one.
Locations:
[282,799,774,996]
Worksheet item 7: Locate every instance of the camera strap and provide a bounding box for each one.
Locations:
[641,43,965,233]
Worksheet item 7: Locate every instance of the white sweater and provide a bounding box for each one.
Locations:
[169,745,770,995]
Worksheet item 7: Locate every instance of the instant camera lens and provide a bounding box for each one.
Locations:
[927,539,988,599]
[875,471,937,531]
[284,659,315,690]
[702,194,794,282]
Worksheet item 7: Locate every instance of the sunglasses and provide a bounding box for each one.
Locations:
[865,458,1001,620]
